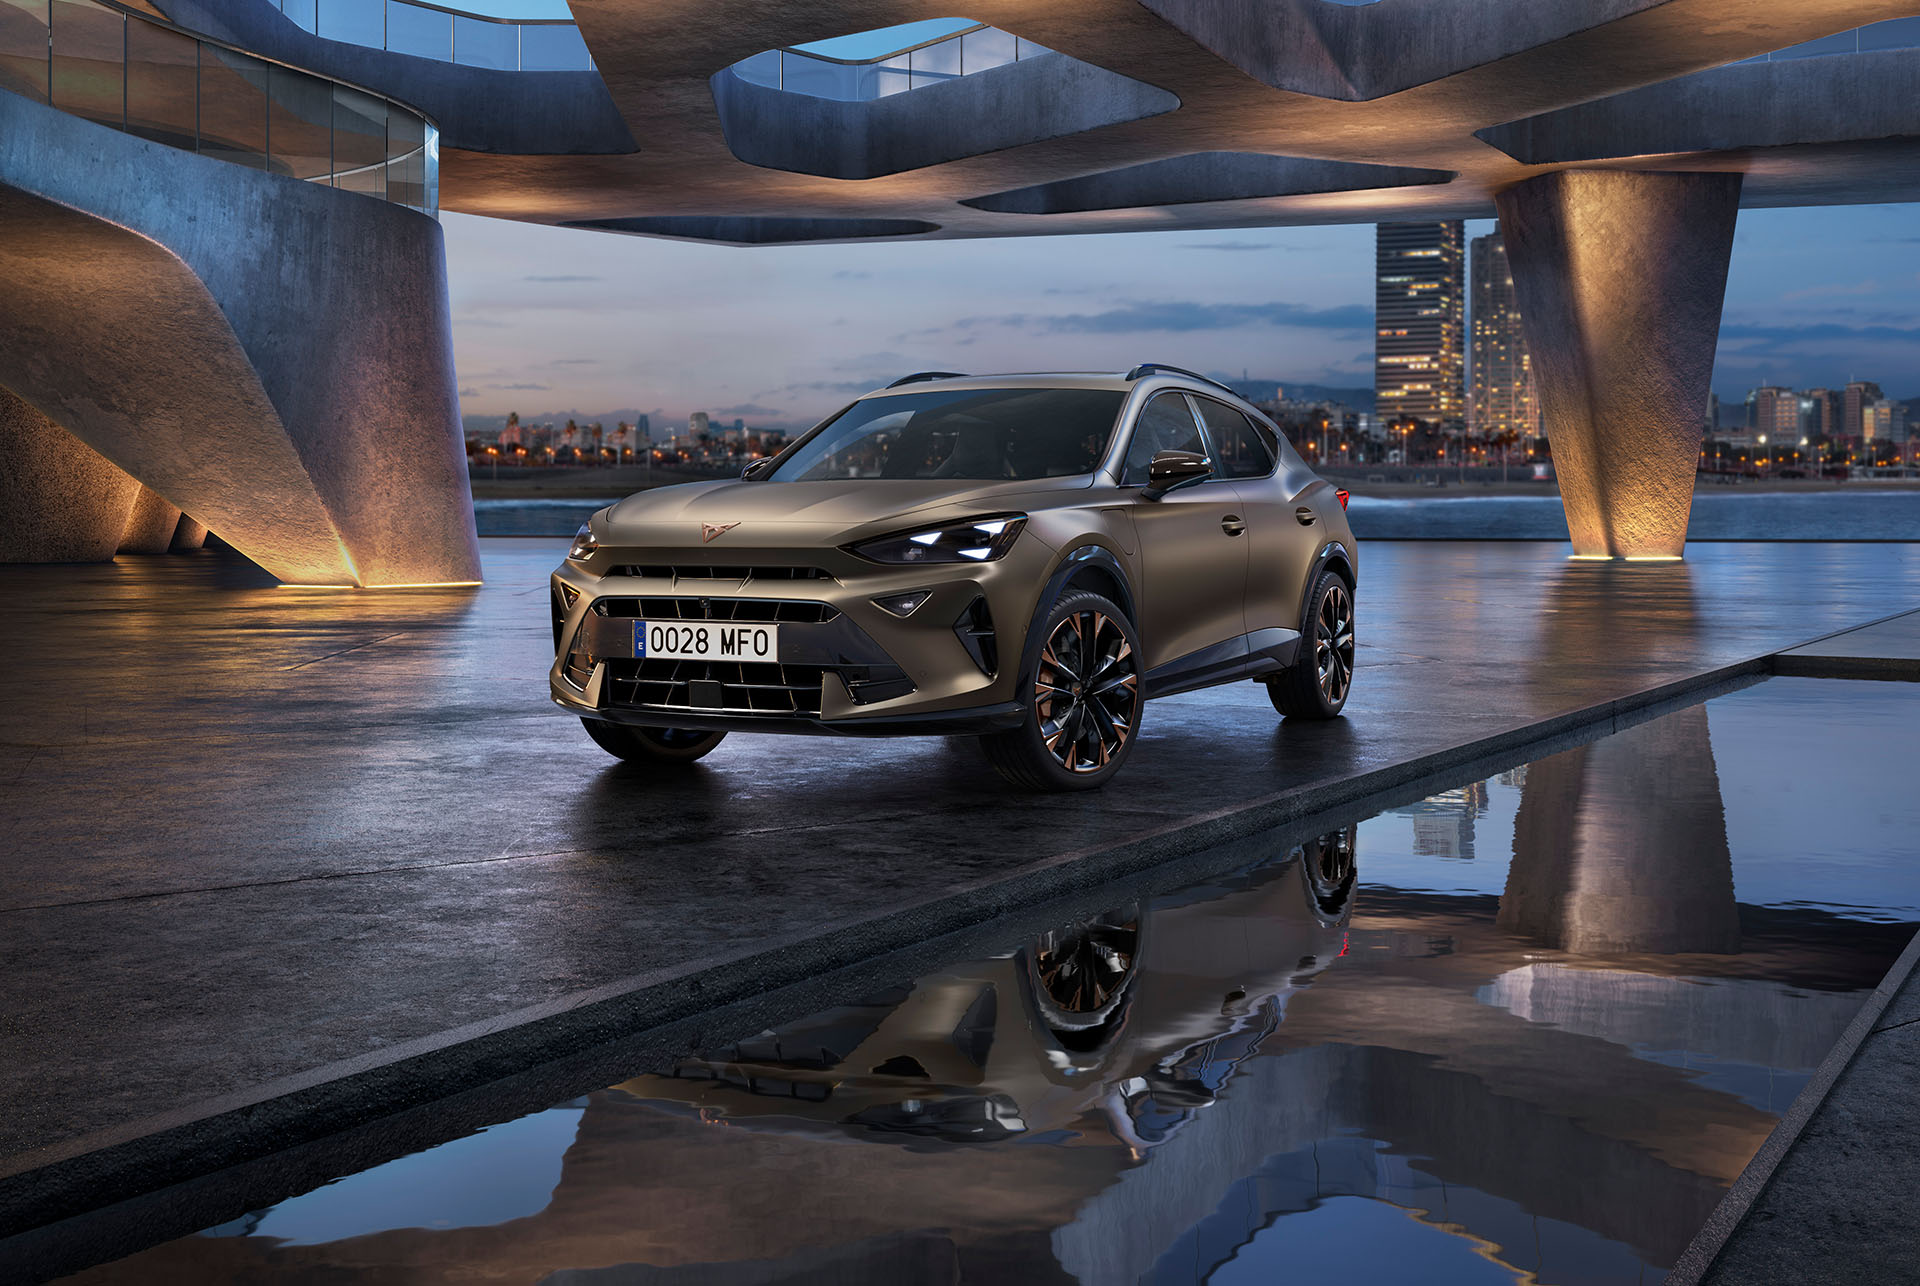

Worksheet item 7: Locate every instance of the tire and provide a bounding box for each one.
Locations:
[1268,568,1354,719]
[981,590,1143,791]
[581,718,727,763]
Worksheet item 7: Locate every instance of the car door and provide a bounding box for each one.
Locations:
[1189,395,1317,642]
[1122,391,1250,672]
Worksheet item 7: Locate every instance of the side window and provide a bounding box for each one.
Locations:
[1122,393,1208,485]
[1193,398,1276,478]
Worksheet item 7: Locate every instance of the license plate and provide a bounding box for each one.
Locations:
[635,620,779,663]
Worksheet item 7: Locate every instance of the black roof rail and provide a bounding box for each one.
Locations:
[1125,363,1237,396]
[886,371,970,388]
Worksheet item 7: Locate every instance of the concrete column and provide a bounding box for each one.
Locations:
[118,485,183,554]
[1495,170,1741,559]
[1500,702,1739,955]
[0,387,141,563]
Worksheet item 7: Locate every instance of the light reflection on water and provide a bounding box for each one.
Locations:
[68,679,1920,1285]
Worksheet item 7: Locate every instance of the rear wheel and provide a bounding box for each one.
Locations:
[981,591,1142,791]
[1268,569,1354,719]
[581,719,727,763]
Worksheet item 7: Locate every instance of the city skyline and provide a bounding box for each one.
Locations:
[445,203,1920,429]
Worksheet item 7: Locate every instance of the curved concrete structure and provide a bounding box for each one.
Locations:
[710,50,1179,180]
[10,0,1920,565]
[0,88,480,586]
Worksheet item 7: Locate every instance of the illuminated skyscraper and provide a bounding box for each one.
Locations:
[1468,231,1539,439]
[1376,221,1465,426]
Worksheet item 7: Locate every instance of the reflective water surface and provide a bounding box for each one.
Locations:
[65,679,1920,1285]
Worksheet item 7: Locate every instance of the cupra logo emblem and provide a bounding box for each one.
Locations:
[701,522,740,544]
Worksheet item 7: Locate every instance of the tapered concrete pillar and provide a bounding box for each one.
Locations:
[170,514,209,552]
[0,386,140,562]
[1496,171,1742,559]
[118,485,183,554]
[1500,703,1739,955]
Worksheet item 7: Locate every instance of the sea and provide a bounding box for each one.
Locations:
[477,489,1920,542]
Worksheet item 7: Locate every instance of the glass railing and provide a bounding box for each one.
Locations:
[729,21,1051,102]
[274,0,594,72]
[1734,16,1920,62]
[0,0,438,213]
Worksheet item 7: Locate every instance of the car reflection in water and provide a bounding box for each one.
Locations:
[613,830,1356,1162]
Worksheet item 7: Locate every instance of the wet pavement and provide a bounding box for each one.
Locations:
[3,540,1919,1248]
[44,677,1920,1285]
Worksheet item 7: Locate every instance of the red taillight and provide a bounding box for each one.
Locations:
[1335,489,1350,511]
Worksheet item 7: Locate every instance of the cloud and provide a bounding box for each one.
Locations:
[709,402,785,417]
[1178,240,1279,252]
[523,274,603,283]
[455,316,511,328]
[548,358,601,367]
[492,382,552,391]
[831,269,872,280]
[900,299,1373,340]
[1780,280,1879,302]
[1719,319,1920,344]
[764,379,881,397]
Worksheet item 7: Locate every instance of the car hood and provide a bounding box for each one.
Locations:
[599,475,1091,549]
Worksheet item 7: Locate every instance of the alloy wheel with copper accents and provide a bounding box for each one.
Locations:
[1035,608,1139,775]
[1314,581,1355,706]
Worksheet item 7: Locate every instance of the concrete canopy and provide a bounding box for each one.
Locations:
[393,0,1920,244]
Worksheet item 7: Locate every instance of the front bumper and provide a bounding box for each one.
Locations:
[548,540,1051,736]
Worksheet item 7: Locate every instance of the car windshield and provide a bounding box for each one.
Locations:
[770,387,1126,482]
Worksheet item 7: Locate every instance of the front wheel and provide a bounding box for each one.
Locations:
[1267,570,1354,719]
[981,591,1143,791]
[581,719,727,763]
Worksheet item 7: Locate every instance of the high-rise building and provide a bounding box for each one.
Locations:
[1468,231,1539,439]
[1843,381,1884,441]
[1802,388,1838,439]
[1376,221,1465,426]
[1864,399,1907,443]
[1748,386,1799,439]
[689,410,711,438]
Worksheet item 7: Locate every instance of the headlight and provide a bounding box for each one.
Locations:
[849,514,1027,564]
[567,523,599,562]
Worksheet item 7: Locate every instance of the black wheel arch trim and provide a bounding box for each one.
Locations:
[1301,541,1355,634]
[1014,543,1139,694]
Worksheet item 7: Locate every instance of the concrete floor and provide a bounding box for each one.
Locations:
[3,538,1919,1237]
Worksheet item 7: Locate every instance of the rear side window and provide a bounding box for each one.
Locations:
[1193,397,1276,478]
[1121,392,1208,485]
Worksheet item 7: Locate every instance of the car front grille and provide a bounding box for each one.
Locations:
[594,596,838,625]
[606,564,833,582]
[603,658,827,716]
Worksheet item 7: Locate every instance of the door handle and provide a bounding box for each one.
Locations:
[1221,514,1246,536]
[1295,506,1317,526]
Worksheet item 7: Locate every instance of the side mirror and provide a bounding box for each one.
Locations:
[1140,450,1212,500]
[741,458,776,481]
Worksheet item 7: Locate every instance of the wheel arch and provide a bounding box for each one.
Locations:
[1299,541,1355,632]
[1044,542,1138,626]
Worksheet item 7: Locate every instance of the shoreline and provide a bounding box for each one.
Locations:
[468,475,1920,502]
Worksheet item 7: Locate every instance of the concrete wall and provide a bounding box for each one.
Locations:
[0,89,481,586]
[117,486,183,555]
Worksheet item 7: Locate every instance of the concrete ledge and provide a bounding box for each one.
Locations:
[1670,928,1920,1284]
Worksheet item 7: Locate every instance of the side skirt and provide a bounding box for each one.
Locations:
[1145,628,1300,699]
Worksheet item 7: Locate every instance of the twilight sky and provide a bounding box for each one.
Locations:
[443,202,1920,432]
